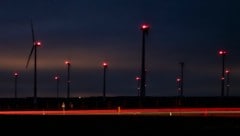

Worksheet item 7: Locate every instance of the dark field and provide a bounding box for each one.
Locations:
[0,115,240,135]
[2,96,240,110]
[1,96,240,135]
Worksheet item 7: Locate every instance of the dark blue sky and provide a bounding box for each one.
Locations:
[0,0,239,98]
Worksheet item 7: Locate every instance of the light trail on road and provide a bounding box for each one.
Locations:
[1,107,240,117]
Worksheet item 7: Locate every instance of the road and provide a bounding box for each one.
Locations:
[1,107,240,134]
[1,107,240,116]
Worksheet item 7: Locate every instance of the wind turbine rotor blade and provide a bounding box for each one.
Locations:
[25,19,36,69]
[31,19,35,43]
[25,45,35,68]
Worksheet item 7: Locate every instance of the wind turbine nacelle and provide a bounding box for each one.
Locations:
[34,41,42,46]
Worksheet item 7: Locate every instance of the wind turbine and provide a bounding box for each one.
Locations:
[25,20,42,105]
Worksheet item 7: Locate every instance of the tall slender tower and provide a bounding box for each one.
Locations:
[179,62,184,97]
[225,69,230,96]
[65,61,71,99]
[14,72,19,98]
[102,62,108,98]
[218,50,227,97]
[140,24,150,97]
[25,20,42,105]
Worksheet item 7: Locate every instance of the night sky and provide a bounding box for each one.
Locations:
[0,0,239,98]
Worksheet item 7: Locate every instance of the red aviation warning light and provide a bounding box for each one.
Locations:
[136,76,141,81]
[54,76,60,80]
[176,78,181,82]
[141,24,150,30]
[141,24,150,34]
[65,60,71,65]
[14,72,19,77]
[218,50,227,55]
[225,69,230,74]
[34,41,42,46]
[102,62,108,68]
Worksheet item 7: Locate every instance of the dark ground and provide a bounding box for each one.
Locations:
[1,96,240,110]
[1,97,240,135]
[0,115,240,135]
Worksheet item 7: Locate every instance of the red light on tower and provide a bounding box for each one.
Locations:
[102,61,108,98]
[54,76,60,80]
[218,50,227,55]
[136,76,141,97]
[218,49,228,97]
[102,62,108,68]
[13,72,19,98]
[136,76,141,81]
[141,24,150,32]
[225,69,230,74]
[65,60,71,99]
[176,78,181,82]
[225,69,230,97]
[65,60,71,65]
[139,23,150,97]
[54,75,60,99]
[34,41,42,46]
[141,24,150,30]
[14,72,19,77]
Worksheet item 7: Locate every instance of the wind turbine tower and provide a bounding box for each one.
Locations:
[25,20,42,105]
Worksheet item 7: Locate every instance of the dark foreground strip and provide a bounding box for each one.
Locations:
[0,115,240,134]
